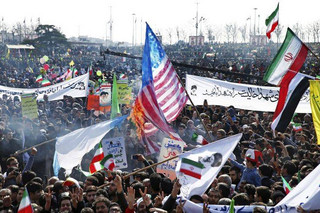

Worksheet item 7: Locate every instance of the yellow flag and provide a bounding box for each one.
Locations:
[309,80,320,145]
[6,49,10,59]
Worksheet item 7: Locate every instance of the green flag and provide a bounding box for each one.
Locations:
[111,73,120,119]
[229,198,235,213]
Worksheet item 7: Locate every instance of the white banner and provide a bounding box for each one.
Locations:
[0,73,89,101]
[186,74,310,113]
[176,134,242,199]
[102,137,128,169]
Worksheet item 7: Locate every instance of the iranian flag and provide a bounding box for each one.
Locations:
[36,75,43,82]
[41,79,51,87]
[191,133,208,145]
[281,176,292,194]
[292,123,302,132]
[263,28,308,86]
[100,154,115,171]
[265,3,279,39]
[18,189,33,213]
[89,143,104,174]
[179,158,204,179]
[63,177,80,188]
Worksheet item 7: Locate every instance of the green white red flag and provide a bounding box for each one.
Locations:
[41,79,51,87]
[18,189,33,213]
[281,176,292,194]
[180,158,204,179]
[36,75,43,82]
[263,28,308,86]
[100,154,115,171]
[89,143,104,174]
[191,133,208,145]
[265,3,279,39]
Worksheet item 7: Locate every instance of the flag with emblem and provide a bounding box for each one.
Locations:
[89,142,104,174]
[265,3,279,39]
[176,134,242,199]
[263,28,309,86]
[100,154,115,171]
[179,158,204,179]
[18,189,33,213]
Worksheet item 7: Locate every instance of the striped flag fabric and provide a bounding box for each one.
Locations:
[192,133,208,145]
[265,3,279,39]
[36,75,43,82]
[100,154,115,171]
[309,80,320,145]
[281,176,292,194]
[18,189,33,213]
[63,177,80,188]
[89,143,104,174]
[292,123,302,132]
[131,23,187,141]
[41,79,51,87]
[179,158,204,179]
[263,28,308,86]
[271,72,312,132]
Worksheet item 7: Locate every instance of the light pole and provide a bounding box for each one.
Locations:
[195,2,205,46]
[253,8,257,37]
[132,13,135,47]
[258,14,260,34]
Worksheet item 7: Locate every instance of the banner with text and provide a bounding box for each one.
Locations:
[186,74,310,113]
[21,93,38,120]
[101,137,128,169]
[157,138,184,180]
[117,83,132,105]
[0,73,89,101]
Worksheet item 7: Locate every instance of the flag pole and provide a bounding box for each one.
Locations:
[123,155,178,179]
[175,73,214,142]
[13,138,57,155]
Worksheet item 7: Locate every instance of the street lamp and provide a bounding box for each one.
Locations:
[132,13,135,46]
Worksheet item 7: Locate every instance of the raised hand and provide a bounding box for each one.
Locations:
[139,187,152,206]
[175,198,186,213]
[125,187,135,210]
[154,191,165,207]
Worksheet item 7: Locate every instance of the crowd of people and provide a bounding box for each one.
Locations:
[0,41,319,213]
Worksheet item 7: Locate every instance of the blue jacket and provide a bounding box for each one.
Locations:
[230,159,261,187]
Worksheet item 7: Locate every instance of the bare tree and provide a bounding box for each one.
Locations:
[239,24,247,43]
[206,26,214,44]
[176,27,180,41]
[230,23,238,43]
[274,24,284,44]
[312,21,320,42]
[225,24,232,43]
[306,24,313,43]
[213,26,222,43]
[180,28,187,42]
[292,23,302,38]
[167,28,173,45]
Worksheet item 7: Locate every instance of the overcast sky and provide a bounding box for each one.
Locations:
[1,0,320,43]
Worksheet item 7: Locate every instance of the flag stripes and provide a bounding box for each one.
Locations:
[271,73,310,132]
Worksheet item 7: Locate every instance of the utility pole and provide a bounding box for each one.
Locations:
[195,2,199,46]
[258,14,260,34]
[109,6,113,45]
[254,8,257,37]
